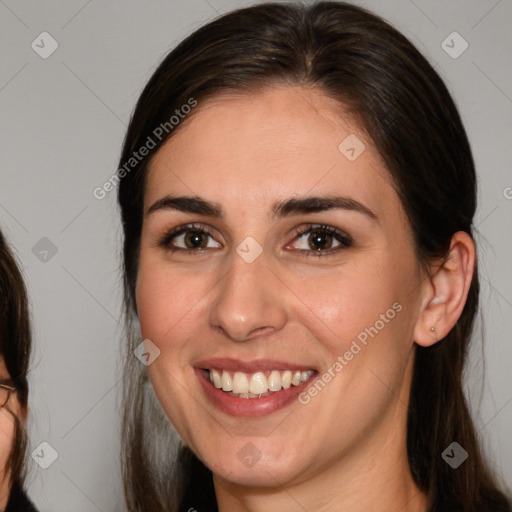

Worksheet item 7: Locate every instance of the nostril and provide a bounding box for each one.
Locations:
[248,326,274,337]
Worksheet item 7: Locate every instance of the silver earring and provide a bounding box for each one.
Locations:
[430,327,435,332]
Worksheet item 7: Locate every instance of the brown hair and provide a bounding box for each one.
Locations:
[117,2,512,511]
[0,229,32,494]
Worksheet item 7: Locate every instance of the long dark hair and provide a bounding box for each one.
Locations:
[0,230,32,495]
[117,2,512,511]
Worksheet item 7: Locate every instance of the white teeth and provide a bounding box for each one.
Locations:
[210,369,221,388]
[232,372,249,394]
[281,370,292,389]
[268,370,282,391]
[249,372,267,394]
[208,368,316,397]
[301,370,314,382]
[221,371,233,391]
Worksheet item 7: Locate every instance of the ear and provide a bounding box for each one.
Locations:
[413,231,476,347]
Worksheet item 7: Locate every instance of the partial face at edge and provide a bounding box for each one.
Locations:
[135,86,427,488]
[0,356,23,507]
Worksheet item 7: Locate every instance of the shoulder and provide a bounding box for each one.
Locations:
[4,485,39,512]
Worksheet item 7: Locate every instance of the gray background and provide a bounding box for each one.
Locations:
[0,0,511,510]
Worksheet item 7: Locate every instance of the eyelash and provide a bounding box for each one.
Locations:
[157,222,353,258]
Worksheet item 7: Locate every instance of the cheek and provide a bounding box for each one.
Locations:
[137,255,186,336]
[135,256,211,355]
[294,260,404,355]
[0,409,15,470]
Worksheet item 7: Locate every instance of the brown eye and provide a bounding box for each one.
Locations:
[183,230,209,249]
[290,224,352,257]
[158,223,222,252]
[307,230,334,251]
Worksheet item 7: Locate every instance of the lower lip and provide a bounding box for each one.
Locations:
[195,369,316,417]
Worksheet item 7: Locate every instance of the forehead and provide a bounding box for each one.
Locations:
[145,86,397,220]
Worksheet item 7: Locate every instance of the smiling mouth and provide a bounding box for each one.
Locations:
[202,368,317,398]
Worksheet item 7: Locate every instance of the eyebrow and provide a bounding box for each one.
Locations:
[146,195,378,222]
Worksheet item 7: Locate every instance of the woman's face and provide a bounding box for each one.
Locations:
[136,86,428,488]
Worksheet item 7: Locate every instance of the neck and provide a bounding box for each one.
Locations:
[0,470,11,511]
[215,447,427,512]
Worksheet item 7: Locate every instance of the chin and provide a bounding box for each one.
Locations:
[200,442,307,488]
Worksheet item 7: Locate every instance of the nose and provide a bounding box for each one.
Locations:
[208,248,287,342]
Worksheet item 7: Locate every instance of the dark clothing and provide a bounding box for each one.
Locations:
[4,485,38,512]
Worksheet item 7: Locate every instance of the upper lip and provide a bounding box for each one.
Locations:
[194,357,317,374]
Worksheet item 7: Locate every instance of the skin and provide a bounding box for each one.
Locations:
[0,356,25,509]
[136,85,475,512]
